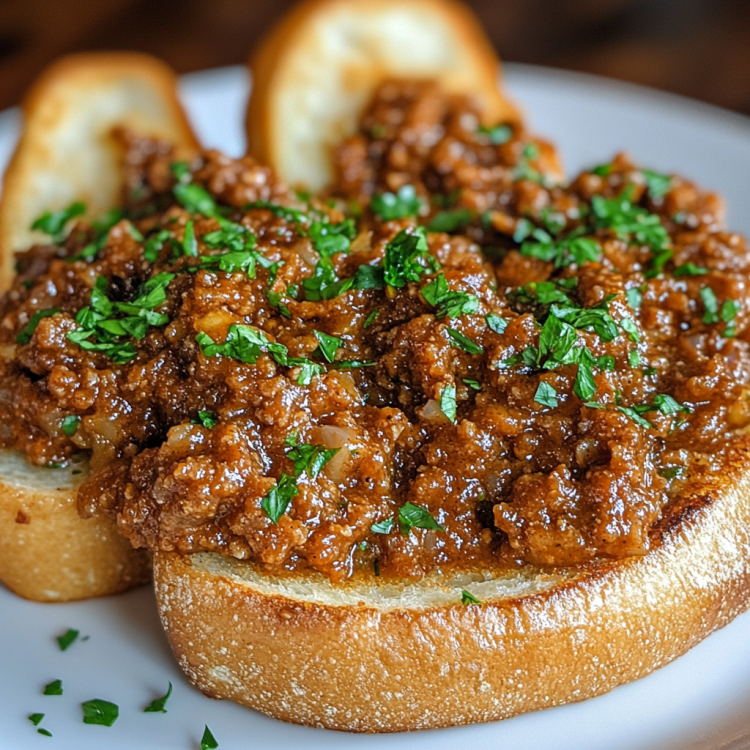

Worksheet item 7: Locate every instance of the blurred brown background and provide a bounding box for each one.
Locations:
[1,0,750,114]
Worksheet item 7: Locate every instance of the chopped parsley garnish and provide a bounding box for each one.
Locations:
[383,227,439,288]
[428,208,474,233]
[701,287,740,337]
[653,394,690,415]
[60,415,81,437]
[143,229,173,263]
[70,207,126,262]
[197,325,323,385]
[313,330,343,363]
[67,274,174,363]
[81,699,119,726]
[398,502,444,535]
[353,264,386,290]
[261,437,340,523]
[463,378,481,391]
[182,219,198,256]
[446,328,484,355]
[617,405,653,429]
[363,308,380,329]
[422,274,479,319]
[371,185,423,220]
[477,123,512,145]
[266,290,291,318]
[309,217,356,256]
[43,680,63,696]
[31,201,86,243]
[591,162,612,177]
[620,318,640,343]
[486,313,508,334]
[513,279,574,306]
[642,168,672,200]
[29,713,45,726]
[16,308,60,344]
[439,384,457,423]
[56,628,80,651]
[628,349,641,367]
[617,394,690,428]
[673,262,708,277]
[625,287,642,310]
[521,234,601,269]
[174,182,218,217]
[534,381,558,408]
[144,682,173,713]
[37,729,52,738]
[201,725,219,750]
[461,589,482,605]
[333,359,377,369]
[370,517,394,534]
[192,411,218,429]
[659,466,686,480]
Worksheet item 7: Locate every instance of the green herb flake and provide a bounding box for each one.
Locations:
[60,415,81,437]
[461,589,482,605]
[333,359,377,369]
[628,349,641,367]
[617,405,653,429]
[144,682,173,713]
[625,287,642,310]
[422,273,479,319]
[31,201,86,242]
[29,713,45,726]
[621,317,641,343]
[383,227,439,288]
[574,362,598,401]
[642,168,672,200]
[174,182,218,217]
[428,208,474,234]
[463,378,481,391]
[192,411,218,429]
[446,328,484,355]
[286,439,340,480]
[371,185,423,221]
[261,474,298,523]
[370,517,394,534]
[521,236,601,269]
[56,628,80,651]
[182,219,198,257]
[485,313,508,334]
[363,308,380,329]
[37,728,53,737]
[201,725,219,750]
[17,308,60,344]
[439,384,457,423]
[653,394,690,416]
[673,262,709,277]
[398,501,445,535]
[81,699,119,726]
[42,680,63,696]
[477,123,512,145]
[534,381,558,408]
[313,330,343,363]
[659,466,686,480]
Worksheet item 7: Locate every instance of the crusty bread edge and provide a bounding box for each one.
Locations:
[0,450,150,602]
[154,442,750,732]
[246,0,521,178]
[0,51,199,291]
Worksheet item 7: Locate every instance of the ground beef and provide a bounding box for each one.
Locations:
[1,80,748,583]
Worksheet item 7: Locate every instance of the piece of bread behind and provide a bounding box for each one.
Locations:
[0,451,150,602]
[154,445,750,732]
[246,0,520,191]
[0,51,199,290]
[0,52,197,601]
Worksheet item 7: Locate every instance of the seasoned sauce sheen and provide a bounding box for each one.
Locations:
[1,81,747,583]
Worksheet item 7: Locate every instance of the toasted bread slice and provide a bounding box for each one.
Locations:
[246,0,520,191]
[154,445,750,732]
[0,52,197,601]
[0,51,199,291]
[0,451,150,602]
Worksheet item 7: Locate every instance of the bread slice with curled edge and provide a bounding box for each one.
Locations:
[154,443,750,732]
[246,0,521,192]
[0,52,197,601]
[0,451,150,602]
[0,51,199,291]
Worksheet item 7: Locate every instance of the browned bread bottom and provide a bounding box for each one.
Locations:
[0,451,150,602]
[153,449,750,732]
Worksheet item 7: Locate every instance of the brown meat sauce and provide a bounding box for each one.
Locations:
[1,80,749,583]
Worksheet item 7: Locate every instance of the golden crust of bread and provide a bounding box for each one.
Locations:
[0,451,150,602]
[154,442,750,732]
[0,51,199,290]
[246,0,521,191]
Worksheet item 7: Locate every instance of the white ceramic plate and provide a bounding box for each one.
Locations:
[1,64,750,750]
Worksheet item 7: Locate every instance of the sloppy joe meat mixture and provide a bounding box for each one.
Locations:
[2,80,748,583]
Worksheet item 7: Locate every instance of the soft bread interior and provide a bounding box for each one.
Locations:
[190,551,572,609]
[247,0,520,191]
[0,52,198,289]
[0,449,150,602]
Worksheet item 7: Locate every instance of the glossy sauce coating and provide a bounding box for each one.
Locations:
[0,82,748,582]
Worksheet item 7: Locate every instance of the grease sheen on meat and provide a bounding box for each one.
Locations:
[1,81,748,583]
